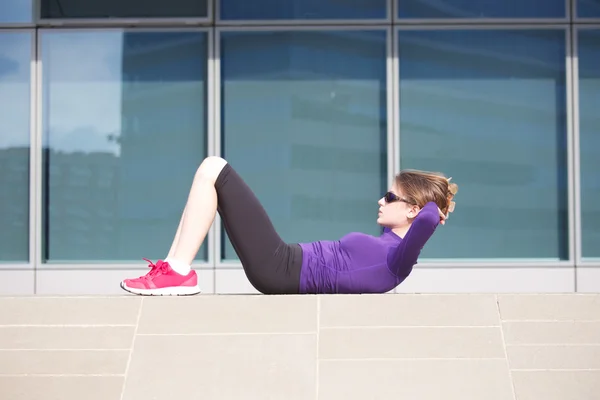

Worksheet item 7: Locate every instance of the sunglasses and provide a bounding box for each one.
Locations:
[383,191,415,205]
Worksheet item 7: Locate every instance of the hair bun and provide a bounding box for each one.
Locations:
[448,182,458,196]
[446,179,458,214]
[447,201,456,213]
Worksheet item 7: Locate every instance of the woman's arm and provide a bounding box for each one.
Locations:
[386,202,441,276]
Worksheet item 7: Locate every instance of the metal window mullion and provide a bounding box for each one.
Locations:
[206,26,217,271]
[208,0,215,23]
[392,28,400,176]
[571,25,583,269]
[568,0,574,21]
[385,26,396,291]
[32,28,43,286]
[565,24,578,292]
[209,26,223,268]
[387,24,400,293]
[0,24,37,29]
[574,18,600,23]
[386,27,395,192]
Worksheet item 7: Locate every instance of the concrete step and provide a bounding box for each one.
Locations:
[0,293,599,399]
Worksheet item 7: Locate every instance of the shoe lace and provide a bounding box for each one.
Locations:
[141,258,168,281]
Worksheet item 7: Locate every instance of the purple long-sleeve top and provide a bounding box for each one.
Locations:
[298,201,440,294]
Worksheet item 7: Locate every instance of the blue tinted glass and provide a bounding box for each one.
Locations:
[578,30,600,259]
[220,0,386,20]
[41,31,208,262]
[398,29,568,259]
[398,0,565,18]
[0,33,30,263]
[0,0,32,23]
[220,30,387,261]
[578,0,600,17]
[41,0,207,18]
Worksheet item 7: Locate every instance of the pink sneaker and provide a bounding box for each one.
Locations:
[120,259,201,296]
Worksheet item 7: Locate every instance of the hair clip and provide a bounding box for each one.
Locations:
[448,201,456,213]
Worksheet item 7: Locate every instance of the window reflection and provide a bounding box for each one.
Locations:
[0,32,31,262]
[41,31,208,262]
[577,0,600,18]
[220,0,386,20]
[0,0,32,24]
[40,0,208,19]
[220,30,388,261]
[578,29,600,258]
[398,0,565,18]
[398,29,568,259]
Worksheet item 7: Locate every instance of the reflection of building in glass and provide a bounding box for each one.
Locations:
[119,31,206,193]
[34,31,209,263]
[0,146,29,261]
[114,32,207,257]
[46,148,120,260]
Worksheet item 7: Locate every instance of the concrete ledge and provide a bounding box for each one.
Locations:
[0,294,599,400]
[0,266,586,296]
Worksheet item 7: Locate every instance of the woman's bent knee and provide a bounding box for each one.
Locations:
[196,156,228,184]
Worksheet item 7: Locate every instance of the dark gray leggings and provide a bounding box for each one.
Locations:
[215,163,303,294]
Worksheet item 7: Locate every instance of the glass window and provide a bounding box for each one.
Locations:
[578,29,600,259]
[398,0,565,19]
[0,0,32,23]
[41,30,208,263]
[398,29,568,260]
[577,0,600,18]
[0,32,31,263]
[220,30,387,261]
[219,0,386,20]
[40,0,208,19]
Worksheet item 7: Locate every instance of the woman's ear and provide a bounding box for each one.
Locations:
[407,205,421,219]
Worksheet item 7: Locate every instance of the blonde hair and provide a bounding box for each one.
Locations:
[394,169,458,216]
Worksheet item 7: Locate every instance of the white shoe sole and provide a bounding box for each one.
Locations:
[120,282,201,296]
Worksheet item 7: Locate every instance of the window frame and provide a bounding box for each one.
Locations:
[34,26,215,269]
[0,0,590,273]
[573,25,600,267]
[0,29,35,268]
[214,25,395,267]
[394,0,571,23]
[215,0,392,25]
[34,0,213,27]
[393,24,575,267]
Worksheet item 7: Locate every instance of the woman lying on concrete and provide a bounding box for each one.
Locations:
[120,157,458,296]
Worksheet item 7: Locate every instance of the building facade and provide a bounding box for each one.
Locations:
[0,0,599,294]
